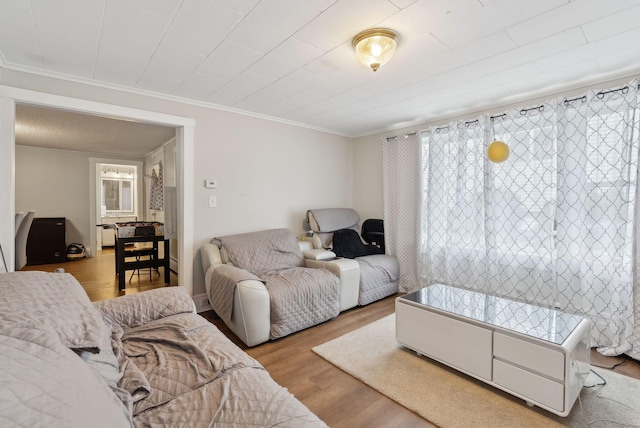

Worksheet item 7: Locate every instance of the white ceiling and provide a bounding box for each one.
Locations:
[2,0,640,147]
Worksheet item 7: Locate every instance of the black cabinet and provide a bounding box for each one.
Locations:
[26,217,67,265]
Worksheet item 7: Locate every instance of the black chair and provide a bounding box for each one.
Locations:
[127,245,157,282]
[361,219,385,253]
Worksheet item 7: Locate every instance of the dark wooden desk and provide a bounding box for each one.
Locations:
[114,235,170,290]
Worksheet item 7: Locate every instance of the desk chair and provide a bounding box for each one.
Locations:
[127,244,158,282]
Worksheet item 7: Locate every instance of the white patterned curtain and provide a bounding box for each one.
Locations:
[383,81,640,359]
[382,133,422,292]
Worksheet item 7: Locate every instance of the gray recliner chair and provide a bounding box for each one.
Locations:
[306,208,399,305]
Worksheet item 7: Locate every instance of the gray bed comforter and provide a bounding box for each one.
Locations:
[112,312,325,426]
[1,271,327,428]
[0,272,131,427]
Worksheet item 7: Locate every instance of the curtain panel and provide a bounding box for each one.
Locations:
[383,81,640,358]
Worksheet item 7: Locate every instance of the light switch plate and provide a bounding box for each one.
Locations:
[205,179,218,189]
[208,195,217,207]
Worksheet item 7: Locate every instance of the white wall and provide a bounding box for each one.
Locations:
[353,135,385,221]
[1,69,353,296]
[15,145,142,254]
[191,110,353,294]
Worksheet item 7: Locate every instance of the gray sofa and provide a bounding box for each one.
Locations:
[0,271,326,427]
[201,228,361,347]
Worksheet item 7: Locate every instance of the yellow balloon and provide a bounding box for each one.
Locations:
[487,140,510,163]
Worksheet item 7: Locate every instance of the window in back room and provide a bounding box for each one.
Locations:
[100,164,137,216]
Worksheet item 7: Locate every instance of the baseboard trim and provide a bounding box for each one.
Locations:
[193,293,212,313]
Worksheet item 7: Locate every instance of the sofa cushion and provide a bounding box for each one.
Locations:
[0,323,131,427]
[0,272,129,424]
[0,272,108,350]
[262,267,340,338]
[94,286,196,330]
[217,228,304,275]
[356,254,400,305]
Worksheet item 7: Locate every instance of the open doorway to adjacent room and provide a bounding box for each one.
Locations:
[3,91,193,298]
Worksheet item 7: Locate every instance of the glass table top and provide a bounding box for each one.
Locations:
[399,283,585,345]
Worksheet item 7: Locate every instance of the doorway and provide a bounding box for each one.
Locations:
[0,86,195,295]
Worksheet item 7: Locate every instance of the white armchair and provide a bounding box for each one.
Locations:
[200,228,359,347]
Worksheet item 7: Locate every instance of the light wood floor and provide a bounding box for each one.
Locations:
[20,254,640,426]
[19,247,177,302]
[202,296,640,427]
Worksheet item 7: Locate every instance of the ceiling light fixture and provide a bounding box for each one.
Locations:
[352,28,399,72]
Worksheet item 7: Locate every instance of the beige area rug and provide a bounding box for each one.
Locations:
[312,315,640,428]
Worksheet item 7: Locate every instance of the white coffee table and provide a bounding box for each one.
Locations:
[396,283,591,417]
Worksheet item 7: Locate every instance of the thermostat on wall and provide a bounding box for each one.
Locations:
[205,179,218,189]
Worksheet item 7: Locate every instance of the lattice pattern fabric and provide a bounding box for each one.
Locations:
[383,80,640,359]
[382,133,422,293]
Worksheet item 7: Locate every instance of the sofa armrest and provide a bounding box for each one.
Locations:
[302,248,336,261]
[305,258,360,311]
[203,263,271,347]
[201,243,224,274]
[230,278,271,347]
[94,287,195,330]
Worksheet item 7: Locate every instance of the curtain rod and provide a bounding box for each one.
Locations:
[385,81,638,138]
[596,85,629,99]
[563,95,586,106]
[386,132,417,140]
[520,105,544,115]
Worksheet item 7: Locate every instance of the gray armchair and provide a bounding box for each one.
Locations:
[306,208,399,305]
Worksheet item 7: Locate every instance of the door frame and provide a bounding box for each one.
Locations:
[0,85,196,295]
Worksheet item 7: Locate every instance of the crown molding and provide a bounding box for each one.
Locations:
[0,63,352,138]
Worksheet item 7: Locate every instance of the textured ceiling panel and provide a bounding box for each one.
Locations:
[15,104,176,157]
[1,0,639,150]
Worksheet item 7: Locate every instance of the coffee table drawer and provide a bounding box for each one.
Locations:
[396,302,492,380]
[494,332,564,381]
[493,359,564,412]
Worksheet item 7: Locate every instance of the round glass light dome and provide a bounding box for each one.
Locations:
[352,28,399,72]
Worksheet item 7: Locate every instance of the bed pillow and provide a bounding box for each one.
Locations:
[0,272,108,350]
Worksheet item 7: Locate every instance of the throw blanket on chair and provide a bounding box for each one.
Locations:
[262,267,339,339]
[215,228,340,339]
[307,208,360,233]
[207,265,264,324]
[307,208,360,249]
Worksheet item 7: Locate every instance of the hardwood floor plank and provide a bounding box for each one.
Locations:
[19,248,177,301]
